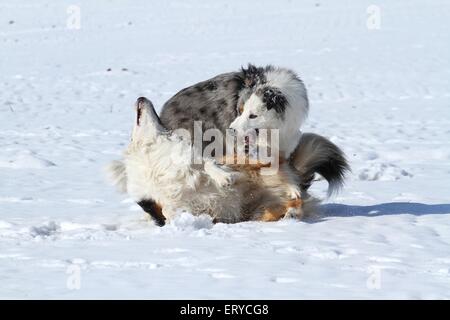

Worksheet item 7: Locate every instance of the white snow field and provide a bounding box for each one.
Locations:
[1,0,450,299]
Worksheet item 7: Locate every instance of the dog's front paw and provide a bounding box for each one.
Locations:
[204,160,240,188]
[215,170,240,188]
[288,186,302,200]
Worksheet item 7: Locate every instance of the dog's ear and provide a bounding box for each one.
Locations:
[241,64,265,88]
[262,87,287,114]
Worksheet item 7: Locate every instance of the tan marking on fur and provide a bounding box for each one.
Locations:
[152,202,165,221]
[259,197,304,222]
[239,103,244,114]
[218,154,273,169]
[261,206,287,221]
[217,153,304,222]
[286,198,303,208]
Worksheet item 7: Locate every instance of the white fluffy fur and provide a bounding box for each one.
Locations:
[116,99,243,222]
[108,97,317,224]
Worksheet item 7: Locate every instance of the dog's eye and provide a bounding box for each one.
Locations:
[249,114,258,119]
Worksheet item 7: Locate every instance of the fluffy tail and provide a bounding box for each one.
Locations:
[290,133,350,197]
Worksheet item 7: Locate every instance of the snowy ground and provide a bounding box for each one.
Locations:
[1,0,450,299]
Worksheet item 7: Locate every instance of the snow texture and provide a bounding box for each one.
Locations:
[1,0,449,299]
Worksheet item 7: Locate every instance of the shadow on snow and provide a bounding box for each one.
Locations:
[317,202,450,219]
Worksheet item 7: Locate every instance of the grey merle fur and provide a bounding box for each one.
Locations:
[159,64,348,190]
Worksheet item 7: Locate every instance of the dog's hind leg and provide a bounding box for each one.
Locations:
[279,162,302,200]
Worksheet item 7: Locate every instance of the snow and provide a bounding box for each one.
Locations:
[1,0,450,299]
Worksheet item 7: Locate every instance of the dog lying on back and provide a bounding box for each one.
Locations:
[108,97,319,226]
[110,65,349,225]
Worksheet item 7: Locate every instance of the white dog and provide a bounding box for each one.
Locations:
[108,97,317,226]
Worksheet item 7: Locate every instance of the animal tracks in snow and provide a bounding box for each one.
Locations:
[1,0,450,299]
[271,277,299,284]
[0,150,56,169]
[358,163,413,181]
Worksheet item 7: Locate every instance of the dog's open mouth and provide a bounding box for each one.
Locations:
[137,109,142,126]
[136,97,149,126]
[136,104,142,126]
